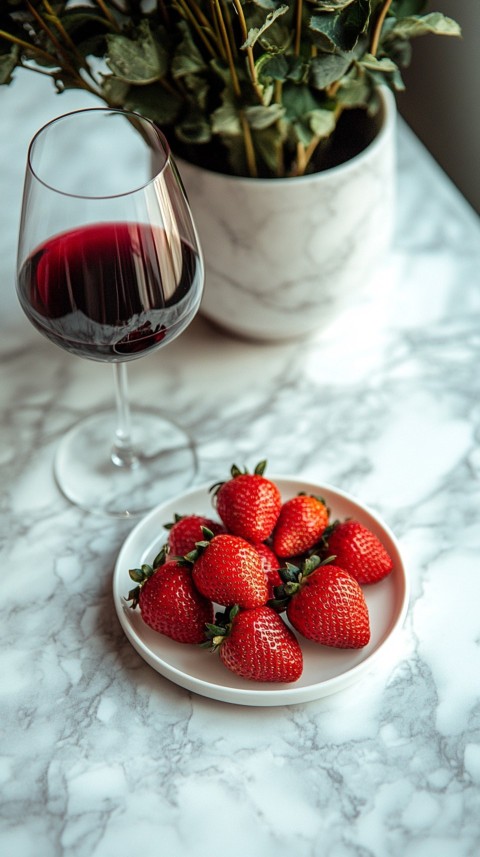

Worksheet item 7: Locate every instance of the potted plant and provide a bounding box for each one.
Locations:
[0,1,460,338]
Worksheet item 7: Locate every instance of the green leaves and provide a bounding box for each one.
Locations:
[106,20,167,85]
[0,1,462,178]
[360,53,398,73]
[309,0,371,54]
[242,5,289,49]
[171,21,207,79]
[383,12,462,41]
[309,51,353,89]
[245,103,285,130]
[102,79,182,126]
[282,83,335,145]
[212,100,242,136]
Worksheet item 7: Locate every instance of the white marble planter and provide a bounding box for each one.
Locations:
[177,88,396,341]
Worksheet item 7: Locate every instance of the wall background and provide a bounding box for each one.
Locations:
[397,0,480,214]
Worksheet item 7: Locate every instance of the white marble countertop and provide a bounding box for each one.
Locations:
[1,73,480,856]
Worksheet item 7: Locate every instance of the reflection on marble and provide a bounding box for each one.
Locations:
[1,72,480,857]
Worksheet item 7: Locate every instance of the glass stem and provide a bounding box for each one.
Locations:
[111,363,139,468]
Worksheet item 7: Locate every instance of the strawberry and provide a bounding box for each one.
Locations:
[190,533,268,608]
[321,519,393,584]
[126,558,213,644]
[252,541,282,600]
[211,461,281,542]
[165,513,225,557]
[205,605,303,683]
[272,493,329,558]
[273,556,370,648]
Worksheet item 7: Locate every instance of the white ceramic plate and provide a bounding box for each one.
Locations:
[113,477,409,706]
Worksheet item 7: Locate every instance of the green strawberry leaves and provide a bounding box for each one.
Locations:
[268,554,336,612]
[125,544,169,607]
[209,459,268,497]
[203,605,241,649]
[183,526,216,564]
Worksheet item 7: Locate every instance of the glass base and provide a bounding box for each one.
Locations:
[54,409,198,518]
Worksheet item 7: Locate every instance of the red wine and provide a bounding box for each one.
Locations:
[17,222,202,360]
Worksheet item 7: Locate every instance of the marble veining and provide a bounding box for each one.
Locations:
[1,72,480,856]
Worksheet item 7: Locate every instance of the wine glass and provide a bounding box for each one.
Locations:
[16,108,204,518]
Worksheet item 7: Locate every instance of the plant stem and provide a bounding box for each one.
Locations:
[187,0,214,33]
[212,0,241,98]
[302,134,322,170]
[43,0,90,69]
[0,30,58,66]
[26,2,86,84]
[0,25,100,98]
[156,0,171,26]
[94,0,121,32]
[209,0,227,60]
[294,0,303,56]
[175,0,218,60]
[221,0,237,58]
[370,0,393,56]
[295,105,344,176]
[326,80,341,98]
[295,141,307,176]
[274,80,285,177]
[231,0,263,102]
[240,112,258,177]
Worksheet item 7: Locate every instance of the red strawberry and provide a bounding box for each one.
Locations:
[191,533,268,608]
[252,541,282,599]
[272,493,329,558]
[206,605,303,683]
[322,519,393,584]
[211,461,281,542]
[165,513,225,556]
[126,559,213,644]
[275,557,370,648]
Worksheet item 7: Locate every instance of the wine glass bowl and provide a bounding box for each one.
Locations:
[16,108,204,517]
[17,219,200,360]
